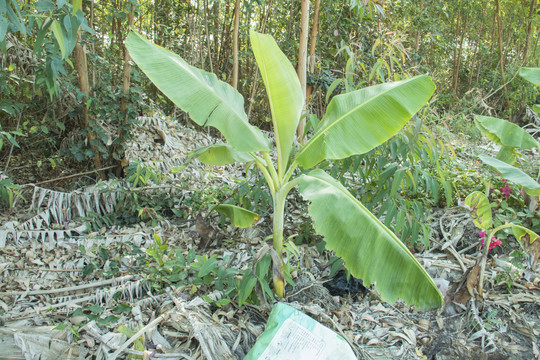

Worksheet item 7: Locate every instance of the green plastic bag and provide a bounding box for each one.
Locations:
[244,302,356,360]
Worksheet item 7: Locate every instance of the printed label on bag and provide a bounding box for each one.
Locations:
[258,318,326,359]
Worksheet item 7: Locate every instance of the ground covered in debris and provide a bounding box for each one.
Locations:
[0,114,538,360]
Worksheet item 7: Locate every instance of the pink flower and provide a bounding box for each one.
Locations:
[500,184,512,198]
[489,238,502,251]
[480,233,502,252]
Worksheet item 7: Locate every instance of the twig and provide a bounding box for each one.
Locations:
[458,241,481,254]
[482,69,521,102]
[108,311,170,360]
[444,245,468,273]
[4,111,22,173]
[5,294,96,321]
[2,275,135,296]
[7,267,83,272]
[19,165,118,187]
[85,322,196,360]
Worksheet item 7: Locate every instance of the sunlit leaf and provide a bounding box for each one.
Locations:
[126,32,270,153]
[512,225,539,245]
[72,0,82,14]
[296,75,434,168]
[479,154,540,196]
[475,115,539,150]
[51,20,66,59]
[519,67,540,86]
[215,204,259,228]
[251,31,303,178]
[495,146,517,164]
[464,191,492,230]
[299,169,443,309]
[191,143,253,166]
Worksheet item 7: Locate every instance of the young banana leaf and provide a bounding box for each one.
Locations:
[478,155,540,196]
[475,116,539,151]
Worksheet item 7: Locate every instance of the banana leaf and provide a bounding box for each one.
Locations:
[479,154,540,196]
[475,116,539,150]
[464,192,492,230]
[296,75,435,168]
[125,32,270,153]
[519,67,540,86]
[250,31,303,178]
[215,204,259,228]
[512,225,539,245]
[191,144,253,166]
[299,169,443,309]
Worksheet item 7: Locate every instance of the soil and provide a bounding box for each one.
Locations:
[0,113,538,360]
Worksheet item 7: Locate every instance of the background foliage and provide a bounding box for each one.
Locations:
[0,0,538,239]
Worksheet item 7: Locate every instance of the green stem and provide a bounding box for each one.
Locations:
[254,158,276,195]
[263,152,281,187]
[478,223,514,296]
[272,178,301,256]
[536,146,540,183]
[271,177,301,297]
[283,160,298,184]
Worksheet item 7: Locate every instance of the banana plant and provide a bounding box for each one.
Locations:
[126,31,443,309]
[475,115,540,198]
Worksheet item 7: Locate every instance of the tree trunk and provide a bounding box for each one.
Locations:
[453,12,468,97]
[523,0,536,61]
[308,0,321,74]
[213,2,220,72]
[246,0,273,119]
[494,0,510,112]
[232,0,241,89]
[203,0,214,73]
[121,9,135,114]
[296,0,309,142]
[451,7,461,98]
[218,2,232,76]
[305,0,320,118]
[467,39,480,91]
[74,31,104,178]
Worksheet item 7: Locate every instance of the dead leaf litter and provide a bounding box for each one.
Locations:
[0,113,538,359]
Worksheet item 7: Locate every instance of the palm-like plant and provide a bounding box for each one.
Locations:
[126,31,443,309]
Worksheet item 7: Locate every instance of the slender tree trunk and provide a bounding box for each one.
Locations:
[453,12,468,97]
[121,10,135,114]
[305,0,320,117]
[494,0,510,112]
[74,31,104,178]
[218,2,231,76]
[117,8,136,173]
[490,5,497,54]
[308,0,321,74]
[213,2,220,72]
[232,0,241,89]
[307,0,320,85]
[203,0,214,73]
[451,8,461,98]
[523,0,536,61]
[468,39,480,90]
[247,0,273,118]
[296,0,309,142]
